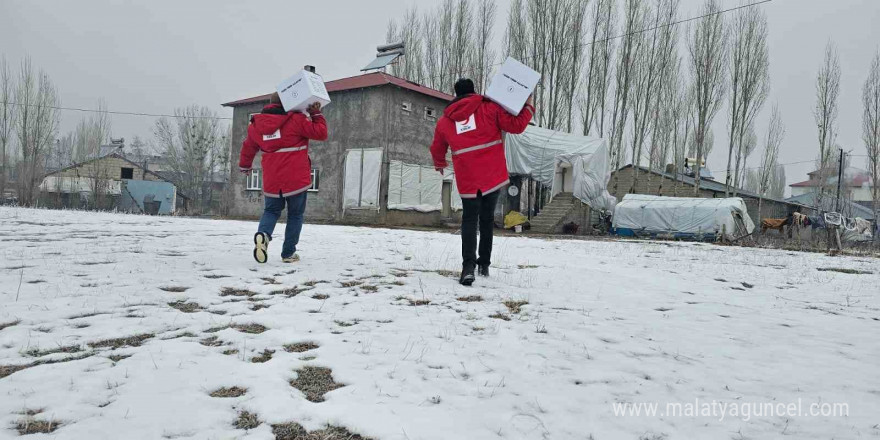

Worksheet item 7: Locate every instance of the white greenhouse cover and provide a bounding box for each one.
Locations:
[343,148,383,209]
[612,194,756,239]
[387,161,443,212]
[505,125,616,210]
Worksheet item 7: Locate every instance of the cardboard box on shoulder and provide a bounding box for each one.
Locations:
[276,70,331,112]
[485,57,540,116]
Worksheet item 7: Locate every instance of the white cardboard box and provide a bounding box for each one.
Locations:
[276,70,331,112]
[485,57,541,115]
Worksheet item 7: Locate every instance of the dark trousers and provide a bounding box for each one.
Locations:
[257,192,307,259]
[461,189,500,267]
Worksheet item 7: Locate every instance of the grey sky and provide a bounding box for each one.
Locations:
[2,0,879,193]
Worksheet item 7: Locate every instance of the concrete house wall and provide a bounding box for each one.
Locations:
[227,83,456,226]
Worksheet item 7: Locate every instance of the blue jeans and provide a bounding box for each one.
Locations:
[257,192,307,259]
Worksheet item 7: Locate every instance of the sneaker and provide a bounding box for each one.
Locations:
[253,232,269,264]
[282,254,300,263]
[477,264,489,277]
[459,263,475,286]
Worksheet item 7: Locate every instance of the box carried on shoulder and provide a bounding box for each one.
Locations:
[276,70,331,112]
[485,57,540,116]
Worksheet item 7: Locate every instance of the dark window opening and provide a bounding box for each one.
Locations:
[121,167,134,179]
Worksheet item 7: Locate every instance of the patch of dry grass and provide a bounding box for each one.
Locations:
[408,298,431,306]
[284,342,319,353]
[818,267,873,275]
[14,418,61,435]
[24,345,82,357]
[222,349,239,356]
[88,333,154,350]
[272,287,310,297]
[360,285,379,293]
[203,274,229,279]
[0,320,21,332]
[233,410,261,430]
[232,323,267,334]
[168,301,204,313]
[108,354,132,362]
[311,293,329,300]
[517,264,539,269]
[251,303,270,311]
[489,312,511,321]
[289,366,344,402]
[251,349,275,363]
[503,300,529,314]
[209,386,247,398]
[302,280,329,287]
[1,352,95,379]
[456,295,483,302]
[159,286,189,293]
[220,287,258,297]
[199,336,224,347]
[272,423,374,440]
[204,325,230,333]
[333,320,357,328]
[340,280,363,288]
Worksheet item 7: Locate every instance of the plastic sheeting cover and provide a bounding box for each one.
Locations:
[612,194,756,240]
[343,148,382,209]
[505,125,616,210]
[388,161,443,212]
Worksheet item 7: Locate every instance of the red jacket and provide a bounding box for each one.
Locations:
[430,95,534,198]
[239,104,328,198]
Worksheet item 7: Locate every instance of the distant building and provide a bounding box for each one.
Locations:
[790,167,874,210]
[39,151,184,215]
[609,164,806,225]
[222,72,459,226]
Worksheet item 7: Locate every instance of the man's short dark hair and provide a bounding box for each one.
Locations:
[454,78,476,97]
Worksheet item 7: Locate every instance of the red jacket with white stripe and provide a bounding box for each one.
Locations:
[430,94,534,199]
[239,103,328,198]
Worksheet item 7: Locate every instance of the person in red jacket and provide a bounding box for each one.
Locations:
[430,78,534,285]
[239,93,328,263]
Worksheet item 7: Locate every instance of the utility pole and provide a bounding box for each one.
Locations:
[834,147,844,212]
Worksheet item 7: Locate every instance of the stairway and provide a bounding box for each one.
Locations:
[528,192,577,234]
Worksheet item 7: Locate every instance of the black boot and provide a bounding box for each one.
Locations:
[477,264,489,277]
[459,263,476,286]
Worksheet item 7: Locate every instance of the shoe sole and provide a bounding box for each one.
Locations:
[253,233,268,264]
[460,276,475,286]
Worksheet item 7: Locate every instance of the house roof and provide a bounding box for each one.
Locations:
[222,72,454,107]
[785,192,874,220]
[616,164,795,206]
[792,167,873,188]
[43,152,189,199]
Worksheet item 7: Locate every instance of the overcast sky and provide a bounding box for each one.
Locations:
[2,0,879,193]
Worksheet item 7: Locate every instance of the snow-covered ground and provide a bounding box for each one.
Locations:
[0,207,878,440]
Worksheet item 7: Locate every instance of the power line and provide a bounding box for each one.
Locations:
[420,0,774,87]
[1,101,232,121]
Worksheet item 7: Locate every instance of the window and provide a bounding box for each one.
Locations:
[245,169,262,191]
[401,102,412,112]
[121,167,134,179]
[424,106,436,120]
[309,169,320,192]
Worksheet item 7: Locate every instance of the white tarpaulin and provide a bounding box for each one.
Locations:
[343,148,382,210]
[387,161,443,212]
[612,194,756,240]
[505,125,616,210]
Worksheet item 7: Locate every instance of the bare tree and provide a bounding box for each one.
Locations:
[153,106,225,214]
[754,105,785,220]
[450,0,476,85]
[504,0,530,62]
[386,7,425,84]
[15,58,60,206]
[609,0,648,194]
[863,49,880,238]
[735,124,758,189]
[580,0,617,137]
[629,0,679,193]
[725,4,769,196]
[0,56,16,200]
[72,101,112,162]
[687,0,727,196]
[814,41,841,210]
[473,0,497,92]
